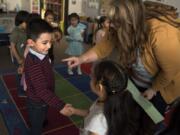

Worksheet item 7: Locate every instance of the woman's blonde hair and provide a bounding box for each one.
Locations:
[108,0,149,69]
[144,1,180,27]
[108,0,180,70]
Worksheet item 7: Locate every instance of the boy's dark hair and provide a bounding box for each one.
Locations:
[68,12,80,22]
[27,18,53,41]
[93,60,155,135]
[44,9,54,18]
[15,10,29,26]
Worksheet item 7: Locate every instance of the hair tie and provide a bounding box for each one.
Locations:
[112,90,116,95]
[111,89,127,95]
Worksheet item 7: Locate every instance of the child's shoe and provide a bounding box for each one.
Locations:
[77,67,82,75]
[68,68,73,75]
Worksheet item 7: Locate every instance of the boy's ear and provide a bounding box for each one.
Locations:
[27,39,35,47]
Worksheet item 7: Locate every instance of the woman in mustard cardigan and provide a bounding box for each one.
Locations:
[63,0,180,114]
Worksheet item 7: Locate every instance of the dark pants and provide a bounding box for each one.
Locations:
[132,81,167,115]
[150,93,167,116]
[13,58,25,96]
[27,98,48,135]
[135,84,167,133]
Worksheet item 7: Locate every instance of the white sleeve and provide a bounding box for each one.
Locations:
[84,113,107,135]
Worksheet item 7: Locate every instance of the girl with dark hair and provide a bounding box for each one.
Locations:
[93,16,110,44]
[44,9,56,62]
[63,0,180,115]
[65,13,86,75]
[44,9,54,26]
[69,60,155,135]
[44,9,61,63]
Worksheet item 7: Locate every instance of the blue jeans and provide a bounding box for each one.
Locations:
[13,57,25,96]
[27,98,48,135]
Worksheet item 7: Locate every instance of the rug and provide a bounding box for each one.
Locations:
[1,64,95,135]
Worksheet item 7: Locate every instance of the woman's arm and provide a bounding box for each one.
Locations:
[62,31,114,68]
[62,49,98,68]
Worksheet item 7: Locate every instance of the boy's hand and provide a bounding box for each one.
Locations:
[60,104,73,116]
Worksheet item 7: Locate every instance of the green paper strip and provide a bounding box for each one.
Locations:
[127,80,164,124]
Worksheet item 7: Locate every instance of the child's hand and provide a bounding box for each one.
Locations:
[60,104,73,116]
[68,106,77,115]
[17,65,24,74]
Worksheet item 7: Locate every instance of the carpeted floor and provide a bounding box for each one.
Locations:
[0,111,9,135]
[0,76,28,135]
[0,63,95,135]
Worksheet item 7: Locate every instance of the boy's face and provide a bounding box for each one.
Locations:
[29,33,52,55]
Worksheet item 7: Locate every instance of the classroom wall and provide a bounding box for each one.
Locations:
[68,0,83,15]
[6,0,21,11]
[144,0,180,15]
[165,0,180,13]
[82,0,100,17]
[99,0,112,16]
[21,0,30,12]
[68,0,100,17]
[4,0,180,17]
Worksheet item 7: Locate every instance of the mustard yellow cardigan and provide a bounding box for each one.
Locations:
[91,18,180,104]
